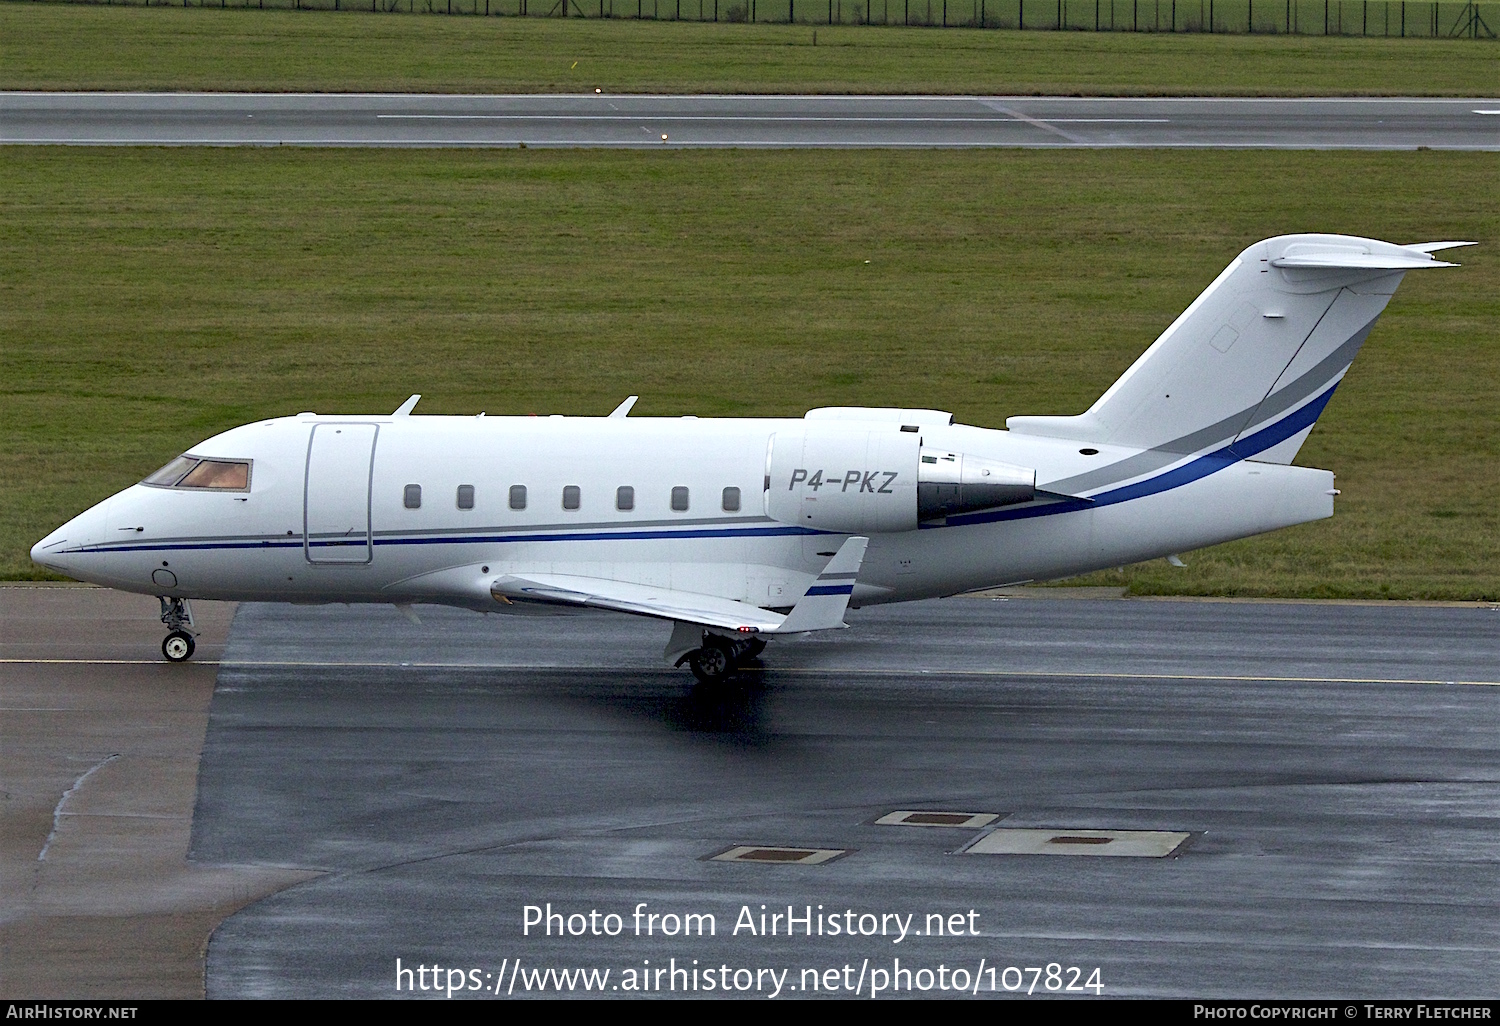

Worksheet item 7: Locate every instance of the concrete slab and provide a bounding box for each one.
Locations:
[0,587,316,999]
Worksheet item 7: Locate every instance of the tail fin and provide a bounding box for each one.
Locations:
[1007,235,1468,465]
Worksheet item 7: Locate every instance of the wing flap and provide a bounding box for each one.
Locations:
[491,574,785,632]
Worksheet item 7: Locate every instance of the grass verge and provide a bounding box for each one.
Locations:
[2,5,1497,95]
[1,146,1495,596]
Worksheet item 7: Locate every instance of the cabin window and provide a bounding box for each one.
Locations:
[509,485,527,510]
[141,455,251,492]
[562,485,581,511]
[722,487,741,512]
[671,486,690,512]
[616,486,634,512]
[456,485,475,510]
[403,484,422,509]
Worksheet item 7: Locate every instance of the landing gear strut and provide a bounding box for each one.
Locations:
[158,597,197,663]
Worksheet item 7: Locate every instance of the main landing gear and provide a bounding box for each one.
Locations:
[158,596,197,662]
[684,633,766,685]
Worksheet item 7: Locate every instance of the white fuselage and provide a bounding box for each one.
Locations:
[32,408,1335,611]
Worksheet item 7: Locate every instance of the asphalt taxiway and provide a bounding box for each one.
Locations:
[4,94,1498,148]
[8,588,1498,998]
[187,595,1500,998]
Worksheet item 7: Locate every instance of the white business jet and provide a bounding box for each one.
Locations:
[33,234,1469,682]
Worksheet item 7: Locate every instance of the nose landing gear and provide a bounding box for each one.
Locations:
[163,630,195,662]
[158,597,197,663]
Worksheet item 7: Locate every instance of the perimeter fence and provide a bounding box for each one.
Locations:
[12,0,1498,35]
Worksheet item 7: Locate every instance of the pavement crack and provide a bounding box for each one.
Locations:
[38,753,118,862]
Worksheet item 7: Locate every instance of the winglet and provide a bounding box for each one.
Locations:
[773,536,869,634]
[393,394,421,417]
[608,395,639,418]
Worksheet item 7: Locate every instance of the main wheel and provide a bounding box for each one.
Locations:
[162,630,195,663]
[689,637,734,685]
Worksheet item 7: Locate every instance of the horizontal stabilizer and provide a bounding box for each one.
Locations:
[1270,252,1456,270]
[1403,241,1476,254]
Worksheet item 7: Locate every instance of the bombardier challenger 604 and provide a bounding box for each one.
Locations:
[32,234,1468,682]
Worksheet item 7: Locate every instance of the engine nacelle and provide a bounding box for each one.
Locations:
[767,427,921,533]
[766,427,1036,533]
[916,448,1037,521]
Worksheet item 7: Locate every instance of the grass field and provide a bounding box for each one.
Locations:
[2,5,1497,95]
[2,147,1495,596]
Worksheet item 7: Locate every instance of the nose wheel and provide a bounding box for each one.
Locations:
[162,630,196,662]
[158,596,198,662]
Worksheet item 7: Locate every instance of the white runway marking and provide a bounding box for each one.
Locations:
[372,114,1172,123]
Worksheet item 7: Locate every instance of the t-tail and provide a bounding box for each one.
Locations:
[1007,234,1471,467]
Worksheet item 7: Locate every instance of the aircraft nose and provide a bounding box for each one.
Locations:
[30,534,56,565]
[31,501,111,579]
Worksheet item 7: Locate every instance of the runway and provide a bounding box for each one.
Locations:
[186,595,1500,998]
[4,93,1498,148]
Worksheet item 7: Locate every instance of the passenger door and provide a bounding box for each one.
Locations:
[304,423,377,564]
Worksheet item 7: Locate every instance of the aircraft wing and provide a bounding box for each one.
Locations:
[489,536,869,636]
[492,573,788,632]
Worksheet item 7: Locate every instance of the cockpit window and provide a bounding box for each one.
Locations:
[143,456,201,487]
[180,460,250,490]
[142,456,251,491]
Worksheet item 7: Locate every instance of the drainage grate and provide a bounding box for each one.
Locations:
[707,845,850,865]
[875,810,1000,829]
[963,829,1191,858]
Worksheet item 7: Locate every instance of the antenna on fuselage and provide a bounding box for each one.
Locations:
[608,395,639,418]
[393,394,421,417]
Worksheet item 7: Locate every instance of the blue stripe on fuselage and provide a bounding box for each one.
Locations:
[936,383,1337,529]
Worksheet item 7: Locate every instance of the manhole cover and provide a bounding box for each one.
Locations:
[963,829,1191,858]
[875,810,1000,829]
[707,845,850,865]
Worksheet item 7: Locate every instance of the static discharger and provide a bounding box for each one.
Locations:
[963,829,1191,858]
[875,810,1000,829]
[708,845,849,866]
